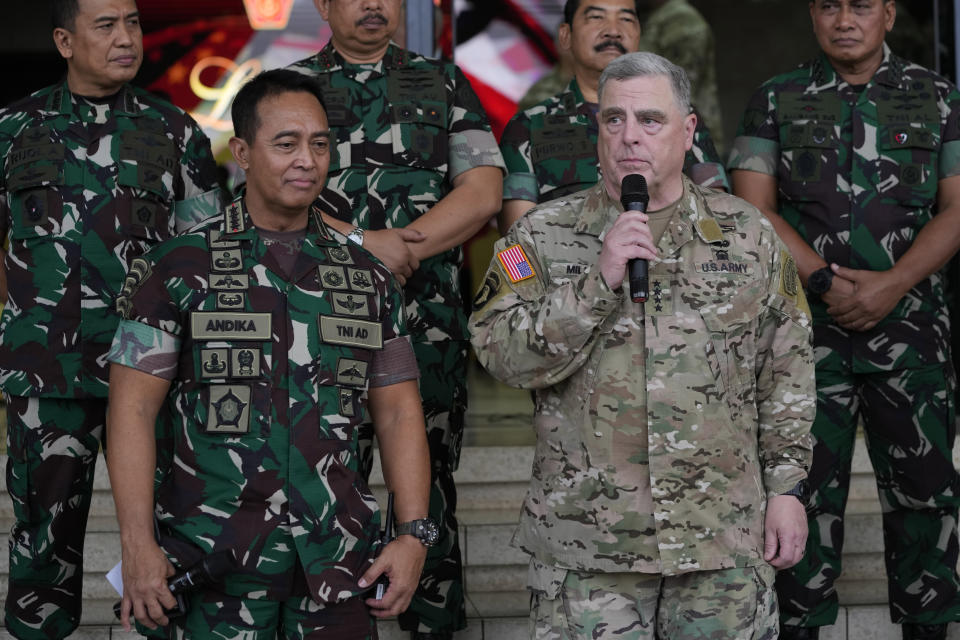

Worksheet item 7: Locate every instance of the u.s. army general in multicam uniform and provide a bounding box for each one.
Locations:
[286,1,505,637]
[0,0,220,637]
[729,2,960,639]
[105,70,431,639]
[471,51,815,640]
[497,0,728,235]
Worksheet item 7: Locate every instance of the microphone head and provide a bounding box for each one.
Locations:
[620,174,648,205]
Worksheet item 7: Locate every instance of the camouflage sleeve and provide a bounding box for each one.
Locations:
[499,109,539,202]
[727,84,780,176]
[448,65,506,179]
[687,109,730,190]
[753,224,815,496]
[469,218,622,389]
[174,117,222,231]
[938,81,960,178]
[108,254,184,379]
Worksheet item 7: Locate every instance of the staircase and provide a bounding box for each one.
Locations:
[0,378,958,639]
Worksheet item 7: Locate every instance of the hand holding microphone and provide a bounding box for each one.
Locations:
[620,174,651,303]
[599,174,655,300]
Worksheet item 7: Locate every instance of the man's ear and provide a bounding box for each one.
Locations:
[52,28,73,60]
[314,0,330,21]
[229,136,250,170]
[558,23,572,52]
[684,112,697,151]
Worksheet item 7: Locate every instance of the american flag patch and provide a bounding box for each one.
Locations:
[497,244,536,283]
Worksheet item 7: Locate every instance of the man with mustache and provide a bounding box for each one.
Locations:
[472,51,814,640]
[497,0,727,235]
[730,1,960,638]
[0,0,220,637]
[288,1,505,638]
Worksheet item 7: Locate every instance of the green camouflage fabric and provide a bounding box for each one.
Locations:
[528,561,778,640]
[638,0,724,151]
[287,41,504,345]
[470,176,814,575]
[4,396,106,640]
[776,365,960,627]
[140,582,376,639]
[107,196,409,603]
[288,40,504,634]
[500,78,729,208]
[728,45,960,374]
[729,45,960,627]
[0,80,221,399]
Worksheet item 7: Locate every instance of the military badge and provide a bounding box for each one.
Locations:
[206,385,251,434]
[497,245,536,283]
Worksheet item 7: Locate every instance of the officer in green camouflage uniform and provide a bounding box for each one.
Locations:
[729,2,960,639]
[499,0,728,235]
[472,52,815,640]
[106,70,431,638]
[637,0,724,151]
[0,1,220,637]
[287,2,505,637]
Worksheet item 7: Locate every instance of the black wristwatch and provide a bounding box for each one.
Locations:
[781,479,811,507]
[806,266,834,297]
[395,518,440,547]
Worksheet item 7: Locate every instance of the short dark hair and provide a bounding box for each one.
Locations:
[563,0,642,26]
[52,0,80,30]
[231,69,327,142]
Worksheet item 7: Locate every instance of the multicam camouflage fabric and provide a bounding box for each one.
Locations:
[108,198,408,601]
[0,80,221,399]
[529,563,778,640]
[500,78,729,207]
[287,42,504,344]
[639,0,724,151]
[470,177,814,575]
[728,45,960,373]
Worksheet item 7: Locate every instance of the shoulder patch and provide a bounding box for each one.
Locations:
[778,250,800,301]
[116,257,153,319]
[497,245,536,283]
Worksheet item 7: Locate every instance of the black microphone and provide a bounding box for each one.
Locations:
[620,174,650,303]
[114,549,237,620]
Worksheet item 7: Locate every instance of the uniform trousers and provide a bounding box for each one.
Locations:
[776,363,960,627]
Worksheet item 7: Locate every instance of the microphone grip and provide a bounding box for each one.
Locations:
[629,258,648,303]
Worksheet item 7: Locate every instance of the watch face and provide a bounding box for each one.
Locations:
[808,268,832,295]
[419,518,441,546]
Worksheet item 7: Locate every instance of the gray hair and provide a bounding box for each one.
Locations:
[598,52,692,114]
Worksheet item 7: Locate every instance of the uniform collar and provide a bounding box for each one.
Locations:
[314,40,408,73]
[43,78,138,117]
[221,194,337,247]
[574,176,725,259]
[810,42,905,90]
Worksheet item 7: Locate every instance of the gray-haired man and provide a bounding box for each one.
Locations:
[470,52,815,640]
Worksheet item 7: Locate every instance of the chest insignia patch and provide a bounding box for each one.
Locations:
[191,312,272,340]
[332,292,371,318]
[498,245,536,284]
[337,357,370,387]
[647,277,674,316]
[206,385,251,434]
[319,315,384,350]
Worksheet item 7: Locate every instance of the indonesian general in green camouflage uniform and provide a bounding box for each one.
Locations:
[472,52,815,640]
[729,2,960,636]
[0,1,220,636]
[287,1,505,634]
[637,0,724,151]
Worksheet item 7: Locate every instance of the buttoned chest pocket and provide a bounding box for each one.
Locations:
[777,120,839,203]
[116,128,176,242]
[530,116,596,199]
[191,340,273,438]
[875,123,939,208]
[315,345,376,438]
[698,284,764,410]
[5,127,66,239]
[390,101,448,170]
[388,68,449,171]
